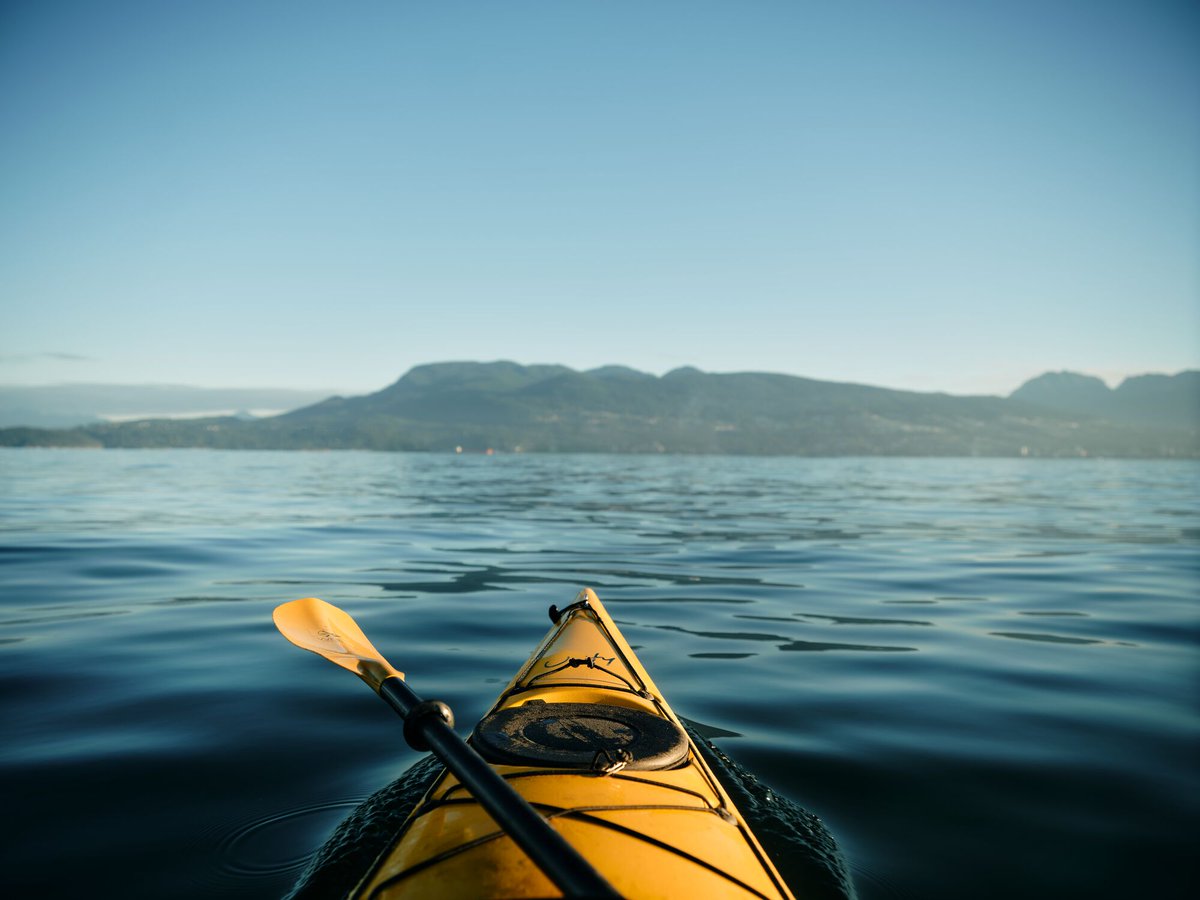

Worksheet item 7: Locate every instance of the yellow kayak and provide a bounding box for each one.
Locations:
[348,588,794,899]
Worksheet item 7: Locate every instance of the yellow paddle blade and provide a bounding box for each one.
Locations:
[273,597,402,692]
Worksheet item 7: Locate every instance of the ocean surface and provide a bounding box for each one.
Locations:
[1,449,1196,899]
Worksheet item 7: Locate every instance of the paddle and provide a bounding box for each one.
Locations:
[273,597,620,900]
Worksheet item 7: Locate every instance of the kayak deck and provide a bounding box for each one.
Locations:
[353,589,794,899]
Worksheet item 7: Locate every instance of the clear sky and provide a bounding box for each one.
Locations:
[2,0,1197,397]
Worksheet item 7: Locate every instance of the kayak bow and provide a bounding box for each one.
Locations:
[279,589,795,899]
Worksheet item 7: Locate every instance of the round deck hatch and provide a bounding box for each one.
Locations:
[471,701,689,771]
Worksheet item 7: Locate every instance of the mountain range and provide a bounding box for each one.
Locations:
[1,363,1196,457]
[0,384,334,428]
[1010,371,1200,429]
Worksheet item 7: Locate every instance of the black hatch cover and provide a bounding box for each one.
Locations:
[471,701,689,771]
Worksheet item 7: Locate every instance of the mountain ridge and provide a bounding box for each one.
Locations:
[2,363,1196,457]
[1010,370,1199,428]
[0,384,337,428]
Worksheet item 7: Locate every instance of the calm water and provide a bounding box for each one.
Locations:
[1,449,1196,899]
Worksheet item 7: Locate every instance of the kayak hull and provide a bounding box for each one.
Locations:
[353,589,794,899]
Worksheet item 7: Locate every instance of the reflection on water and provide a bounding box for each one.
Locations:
[989,631,1107,645]
[0,450,1197,899]
[655,622,919,653]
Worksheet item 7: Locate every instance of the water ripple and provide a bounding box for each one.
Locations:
[211,799,366,879]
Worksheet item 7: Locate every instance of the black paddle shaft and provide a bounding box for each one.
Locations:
[378,676,621,900]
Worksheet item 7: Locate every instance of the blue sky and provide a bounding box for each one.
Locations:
[1,0,1196,396]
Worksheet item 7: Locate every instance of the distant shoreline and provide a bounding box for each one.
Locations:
[2,362,1196,459]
